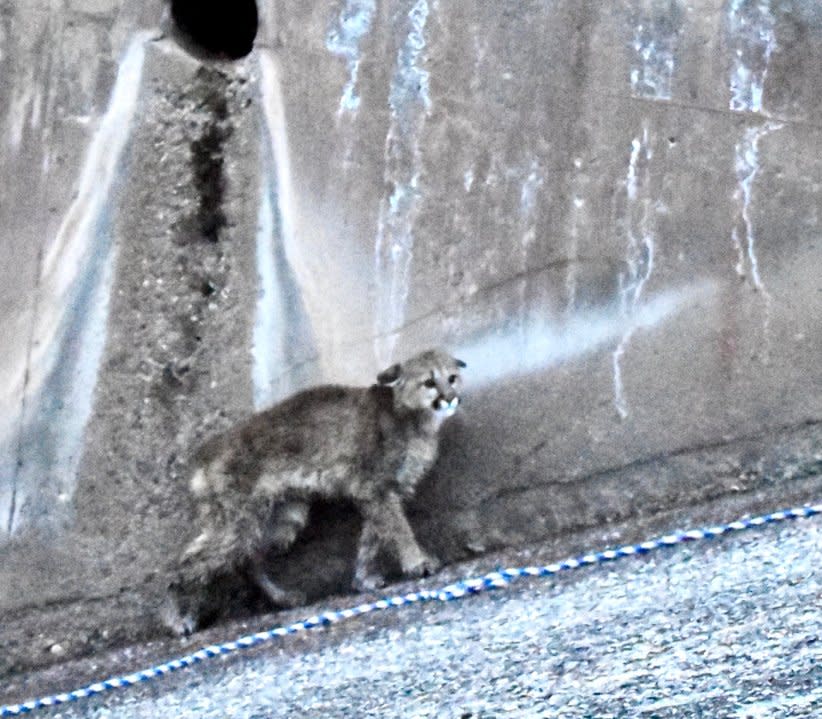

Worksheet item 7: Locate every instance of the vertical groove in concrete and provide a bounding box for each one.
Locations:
[68,42,260,582]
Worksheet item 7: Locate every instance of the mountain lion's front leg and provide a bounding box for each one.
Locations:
[353,492,441,591]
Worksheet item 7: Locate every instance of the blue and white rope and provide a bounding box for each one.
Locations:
[2,503,820,716]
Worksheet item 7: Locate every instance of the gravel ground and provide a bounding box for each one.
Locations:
[6,501,821,719]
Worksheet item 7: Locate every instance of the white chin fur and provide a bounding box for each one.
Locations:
[434,397,459,418]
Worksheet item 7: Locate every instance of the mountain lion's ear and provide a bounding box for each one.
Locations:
[455,358,467,368]
[377,363,403,386]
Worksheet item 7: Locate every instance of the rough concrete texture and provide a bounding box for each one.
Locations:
[0,0,820,676]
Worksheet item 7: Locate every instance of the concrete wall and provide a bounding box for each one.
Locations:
[0,0,820,671]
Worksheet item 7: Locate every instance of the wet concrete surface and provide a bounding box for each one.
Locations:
[3,478,821,718]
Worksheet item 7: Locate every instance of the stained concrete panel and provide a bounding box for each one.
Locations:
[0,0,820,676]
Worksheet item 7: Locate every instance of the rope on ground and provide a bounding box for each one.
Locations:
[2,503,820,716]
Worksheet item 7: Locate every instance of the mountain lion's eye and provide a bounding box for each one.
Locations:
[423,378,437,388]
[448,375,457,384]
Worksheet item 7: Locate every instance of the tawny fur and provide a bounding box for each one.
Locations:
[163,348,465,635]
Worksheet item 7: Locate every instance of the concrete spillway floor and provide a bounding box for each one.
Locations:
[3,483,821,719]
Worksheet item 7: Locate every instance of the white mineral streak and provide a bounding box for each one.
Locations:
[520,160,542,220]
[612,124,656,419]
[256,49,327,398]
[516,159,543,346]
[731,121,782,353]
[565,195,585,313]
[326,0,376,115]
[252,169,284,409]
[4,32,150,533]
[373,0,431,367]
[629,18,676,100]
[727,0,776,114]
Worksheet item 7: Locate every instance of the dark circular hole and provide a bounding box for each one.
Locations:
[170,0,258,60]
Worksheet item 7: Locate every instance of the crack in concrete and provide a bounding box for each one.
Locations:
[325,252,590,358]
[1,588,134,622]
[479,416,822,508]
[319,279,701,389]
[607,92,822,132]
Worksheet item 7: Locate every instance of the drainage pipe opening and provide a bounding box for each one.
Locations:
[170,0,258,60]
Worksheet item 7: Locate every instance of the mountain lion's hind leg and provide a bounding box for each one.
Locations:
[250,499,309,608]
